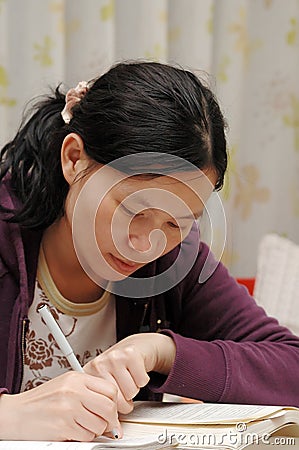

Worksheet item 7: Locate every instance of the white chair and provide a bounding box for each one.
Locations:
[254,233,299,336]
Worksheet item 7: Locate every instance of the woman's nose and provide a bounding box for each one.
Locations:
[129,233,151,252]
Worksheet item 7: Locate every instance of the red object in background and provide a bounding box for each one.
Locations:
[237,278,255,296]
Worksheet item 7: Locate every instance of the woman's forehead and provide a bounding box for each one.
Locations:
[112,170,216,199]
[107,170,215,216]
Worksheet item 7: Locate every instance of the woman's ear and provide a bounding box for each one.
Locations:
[61,133,89,185]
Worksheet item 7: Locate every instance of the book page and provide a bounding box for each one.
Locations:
[120,402,293,425]
[94,433,177,449]
[0,443,96,450]
[121,421,241,449]
[122,417,299,450]
[0,433,177,450]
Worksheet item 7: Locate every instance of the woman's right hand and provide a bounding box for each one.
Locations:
[0,371,124,441]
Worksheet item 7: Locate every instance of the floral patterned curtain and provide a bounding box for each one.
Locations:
[1,0,298,277]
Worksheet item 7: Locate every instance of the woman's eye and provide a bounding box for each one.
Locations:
[121,204,136,216]
[167,221,180,229]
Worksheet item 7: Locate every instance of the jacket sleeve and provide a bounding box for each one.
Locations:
[150,240,299,407]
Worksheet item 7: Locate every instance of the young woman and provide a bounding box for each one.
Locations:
[0,61,298,442]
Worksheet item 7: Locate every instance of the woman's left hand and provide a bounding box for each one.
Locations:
[83,333,176,414]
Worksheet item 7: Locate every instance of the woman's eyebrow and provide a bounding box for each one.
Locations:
[126,197,202,220]
[177,211,202,220]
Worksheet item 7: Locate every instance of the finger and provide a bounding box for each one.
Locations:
[108,348,150,390]
[111,367,140,401]
[65,420,96,443]
[127,359,151,389]
[97,349,149,396]
[74,406,108,438]
[85,370,133,415]
[81,389,121,433]
[100,372,134,415]
[84,374,118,402]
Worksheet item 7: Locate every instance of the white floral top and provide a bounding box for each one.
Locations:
[20,247,116,391]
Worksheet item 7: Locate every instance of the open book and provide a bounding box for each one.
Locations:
[120,401,299,449]
[0,401,298,449]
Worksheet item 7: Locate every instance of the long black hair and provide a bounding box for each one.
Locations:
[0,61,227,229]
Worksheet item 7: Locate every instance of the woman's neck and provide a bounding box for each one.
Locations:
[41,218,105,303]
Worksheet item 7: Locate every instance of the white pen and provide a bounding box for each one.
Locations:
[38,303,84,372]
[38,303,119,439]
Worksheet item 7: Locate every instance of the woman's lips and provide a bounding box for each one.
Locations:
[110,254,139,273]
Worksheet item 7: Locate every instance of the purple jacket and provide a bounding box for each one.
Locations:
[1,176,299,406]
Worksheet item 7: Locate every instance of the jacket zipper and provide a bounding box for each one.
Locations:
[141,302,148,324]
[19,317,29,388]
[138,302,149,332]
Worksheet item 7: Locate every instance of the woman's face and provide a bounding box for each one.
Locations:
[66,165,217,282]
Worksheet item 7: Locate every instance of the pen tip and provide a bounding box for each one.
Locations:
[112,429,119,439]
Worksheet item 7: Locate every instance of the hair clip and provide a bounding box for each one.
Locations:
[61,81,89,124]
